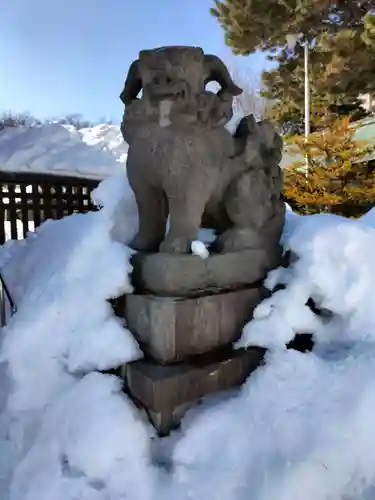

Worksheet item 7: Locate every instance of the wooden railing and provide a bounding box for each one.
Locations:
[0,171,101,326]
[0,171,100,244]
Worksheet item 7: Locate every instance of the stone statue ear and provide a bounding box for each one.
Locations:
[233,114,256,139]
[259,120,284,151]
[257,120,283,165]
[245,114,258,133]
[120,59,142,105]
[203,54,242,96]
[231,114,257,158]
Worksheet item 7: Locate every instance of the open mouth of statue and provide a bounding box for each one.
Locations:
[151,83,189,101]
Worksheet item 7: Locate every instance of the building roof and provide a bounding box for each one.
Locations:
[280,116,375,169]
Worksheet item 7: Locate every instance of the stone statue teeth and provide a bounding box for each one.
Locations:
[158,100,172,128]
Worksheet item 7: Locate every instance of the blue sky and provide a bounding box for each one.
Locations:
[0,0,271,122]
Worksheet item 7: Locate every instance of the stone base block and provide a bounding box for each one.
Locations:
[131,247,282,296]
[125,287,266,364]
[126,347,265,435]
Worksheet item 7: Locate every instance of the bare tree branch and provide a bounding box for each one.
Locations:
[230,67,273,120]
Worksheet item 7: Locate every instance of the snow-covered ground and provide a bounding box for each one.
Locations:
[1,157,375,500]
[0,123,127,180]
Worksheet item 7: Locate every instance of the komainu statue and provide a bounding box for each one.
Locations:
[120,47,286,436]
[119,45,285,254]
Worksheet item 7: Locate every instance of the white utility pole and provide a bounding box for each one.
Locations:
[304,41,310,176]
[286,33,310,175]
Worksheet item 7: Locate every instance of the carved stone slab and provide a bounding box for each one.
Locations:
[131,248,282,296]
[125,287,266,364]
[126,347,265,435]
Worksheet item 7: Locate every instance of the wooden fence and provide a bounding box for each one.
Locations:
[0,171,100,245]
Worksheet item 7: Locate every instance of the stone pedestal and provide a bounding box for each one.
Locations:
[126,347,265,436]
[125,287,265,364]
[121,252,275,435]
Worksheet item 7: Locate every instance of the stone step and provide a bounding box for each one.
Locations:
[125,346,265,436]
[131,248,282,297]
[125,287,266,364]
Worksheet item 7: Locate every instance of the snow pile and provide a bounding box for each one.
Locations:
[0,172,149,499]
[238,209,375,351]
[79,124,128,163]
[0,124,126,180]
[2,186,375,499]
[169,208,375,500]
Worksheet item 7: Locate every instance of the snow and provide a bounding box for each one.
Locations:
[0,123,127,180]
[78,124,128,164]
[2,163,375,499]
[191,240,209,259]
[8,373,157,500]
[0,172,144,499]
[237,209,375,351]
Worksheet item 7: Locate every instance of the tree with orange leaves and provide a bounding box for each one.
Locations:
[283,117,375,215]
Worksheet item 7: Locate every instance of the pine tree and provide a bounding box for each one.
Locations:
[211,1,374,55]
[211,1,375,131]
[283,117,375,215]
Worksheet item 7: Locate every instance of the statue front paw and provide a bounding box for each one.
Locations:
[159,234,191,254]
[128,232,162,252]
